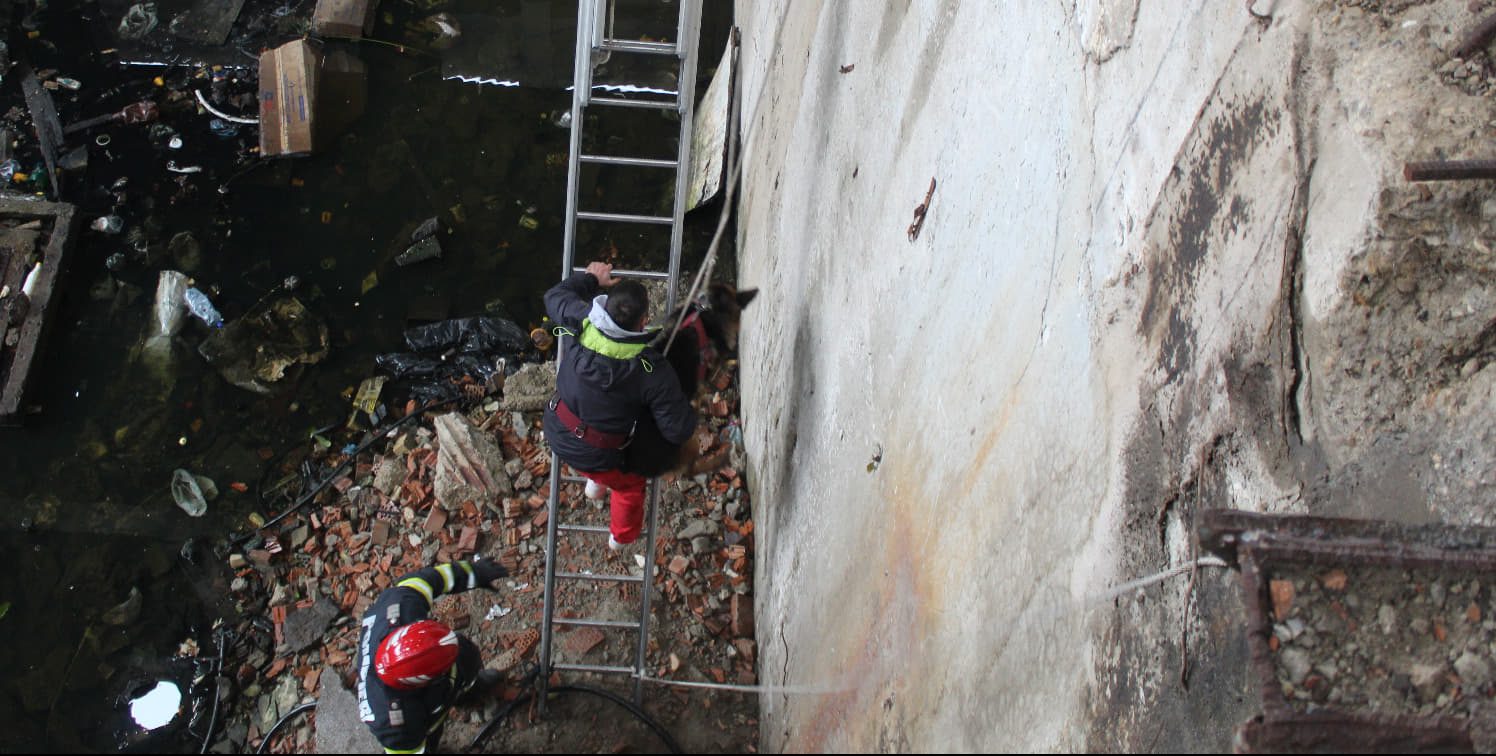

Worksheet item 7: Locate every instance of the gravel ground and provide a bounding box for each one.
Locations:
[1268,562,1496,722]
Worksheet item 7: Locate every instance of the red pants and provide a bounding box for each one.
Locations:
[584,468,647,543]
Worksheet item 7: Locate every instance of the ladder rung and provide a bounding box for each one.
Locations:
[557,571,644,584]
[569,267,671,281]
[598,39,678,56]
[559,523,610,534]
[555,662,637,676]
[554,617,641,630]
[589,96,677,111]
[580,153,678,169]
[577,210,674,226]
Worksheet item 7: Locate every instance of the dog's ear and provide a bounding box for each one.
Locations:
[735,289,758,309]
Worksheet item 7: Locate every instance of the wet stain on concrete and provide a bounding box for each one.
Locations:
[1138,94,1275,382]
[895,0,960,159]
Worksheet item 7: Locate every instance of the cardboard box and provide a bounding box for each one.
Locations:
[312,0,377,39]
[259,40,320,157]
[317,48,367,145]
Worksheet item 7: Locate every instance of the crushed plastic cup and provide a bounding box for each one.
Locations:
[171,469,207,517]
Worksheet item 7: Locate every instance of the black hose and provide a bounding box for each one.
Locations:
[228,397,457,547]
[253,701,316,755]
[548,685,683,754]
[463,690,534,752]
[464,664,542,752]
[197,627,230,754]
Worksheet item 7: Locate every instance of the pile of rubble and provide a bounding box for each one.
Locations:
[203,362,760,753]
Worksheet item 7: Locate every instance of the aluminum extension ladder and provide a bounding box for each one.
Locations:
[539,0,704,708]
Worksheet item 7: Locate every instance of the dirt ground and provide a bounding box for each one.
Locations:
[209,351,760,754]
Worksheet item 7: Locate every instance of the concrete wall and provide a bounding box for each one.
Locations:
[732,0,1496,751]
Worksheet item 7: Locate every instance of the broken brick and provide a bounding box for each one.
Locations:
[503,498,525,519]
[456,525,478,554]
[1269,579,1294,621]
[668,555,690,575]
[731,594,754,636]
[423,507,448,534]
[562,626,606,658]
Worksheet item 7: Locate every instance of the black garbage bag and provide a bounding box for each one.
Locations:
[403,317,529,355]
[375,353,506,383]
[377,316,528,405]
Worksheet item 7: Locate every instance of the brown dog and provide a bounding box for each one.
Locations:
[622,285,757,478]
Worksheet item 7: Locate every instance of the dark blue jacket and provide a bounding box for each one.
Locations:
[356,562,487,753]
[542,272,696,473]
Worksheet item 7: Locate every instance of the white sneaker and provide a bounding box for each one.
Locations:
[584,479,609,500]
[608,535,625,552]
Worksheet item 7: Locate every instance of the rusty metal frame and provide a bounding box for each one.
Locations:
[1199,510,1496,753]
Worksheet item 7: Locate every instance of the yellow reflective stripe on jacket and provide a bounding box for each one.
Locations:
[578,320,646,360]
[435,564,456,593]
[396,577,434,605]
[458,561,476,590]
[384,743,425,754]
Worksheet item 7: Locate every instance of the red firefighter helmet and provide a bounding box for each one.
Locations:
[375,620,459,690]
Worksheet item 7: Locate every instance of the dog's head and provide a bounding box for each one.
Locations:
[705,285,757,352]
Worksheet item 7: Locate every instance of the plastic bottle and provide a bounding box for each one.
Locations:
[90,215,124,233]
[183,287,224,328]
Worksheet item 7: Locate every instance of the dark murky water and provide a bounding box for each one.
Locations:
[0,0,730,750]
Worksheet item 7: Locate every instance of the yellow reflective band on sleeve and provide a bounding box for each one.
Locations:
[396,577,434,605]
[435,564,456,593]
[384,743,425,754]
[459,561,476,590]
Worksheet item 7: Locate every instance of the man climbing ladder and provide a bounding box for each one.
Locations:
[542,260,697,550]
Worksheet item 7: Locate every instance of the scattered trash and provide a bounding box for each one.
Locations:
[529,327,553,351]
[349,375,386,426]
[172,468,209,516]
[207,118,239,138]
[59,146,87,172]
[167,136,183,149]
[54,77,81,91]
[102,586,144,625]
[95,134,110,146]
[0,159,18,182]
[198,296,329,394]
[20,262,40,299]
[90,215,124,234]
[193,89,258,125]
[395,235,441,266]
[119,3,160,40]
[166,161,203,174]
[183,287,224,328]
[414,12,462,50]
[149,270,188,345]
[484,605,512,621]
[64,100,159,136]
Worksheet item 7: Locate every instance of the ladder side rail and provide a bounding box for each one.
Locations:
[542,0,601,707]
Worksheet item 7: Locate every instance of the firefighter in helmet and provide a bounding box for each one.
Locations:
[356,558,508,753]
